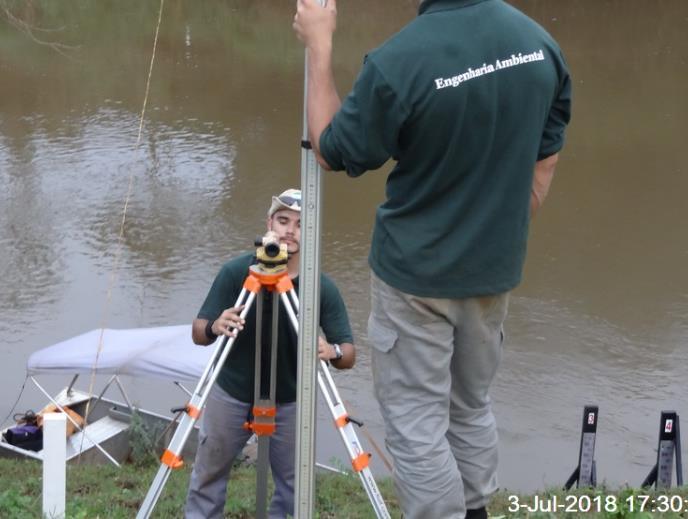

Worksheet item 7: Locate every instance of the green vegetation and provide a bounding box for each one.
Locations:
[1,457,687,518]
[0,457,389,518]
[127,410,168,467]
[0,458,400,518]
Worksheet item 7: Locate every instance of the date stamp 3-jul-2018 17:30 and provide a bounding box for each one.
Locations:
[507,493,688,515]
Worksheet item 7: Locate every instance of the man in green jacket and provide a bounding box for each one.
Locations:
[185,188,356,518]
[294,1,571,517]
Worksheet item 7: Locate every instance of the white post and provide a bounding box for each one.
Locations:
[42,413,66,519]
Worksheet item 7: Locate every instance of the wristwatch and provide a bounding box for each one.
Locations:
[332,343,343,361]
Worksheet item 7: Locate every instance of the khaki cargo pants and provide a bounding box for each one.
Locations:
[368,272,508,519]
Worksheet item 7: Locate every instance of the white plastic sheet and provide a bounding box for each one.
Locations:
[27,325,214,382]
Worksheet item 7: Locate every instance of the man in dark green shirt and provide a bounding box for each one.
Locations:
[294,1,571,517]
[185,189,355,519]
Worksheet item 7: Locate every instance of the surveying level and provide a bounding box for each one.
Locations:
[254,233,288,268]
[136,239,390,519]
[564,405,598,490]
[641,411,683,489]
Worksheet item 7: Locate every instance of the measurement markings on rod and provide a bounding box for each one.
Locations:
[295,62,323,515]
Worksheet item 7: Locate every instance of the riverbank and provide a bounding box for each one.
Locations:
[1,458,687,518]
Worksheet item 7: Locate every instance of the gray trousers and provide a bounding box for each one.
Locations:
[184,386,296,519]
[368,272,508,519]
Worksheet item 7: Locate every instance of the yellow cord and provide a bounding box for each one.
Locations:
[78,0,166,461]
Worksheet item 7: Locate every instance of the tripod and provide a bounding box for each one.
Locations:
[136,242,390,519]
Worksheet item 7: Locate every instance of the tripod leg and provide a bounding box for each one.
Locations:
[288,289,299,313]
[253,291,269,519]
[317,364,391,519]
[280,291,391,519]
[248,288,281,519]
[253,289,281,519]
[137,288,258,519]
[281,290,299,330]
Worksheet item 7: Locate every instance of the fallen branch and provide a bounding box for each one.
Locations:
[0,0,79,60]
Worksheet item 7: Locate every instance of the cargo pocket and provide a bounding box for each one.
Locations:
[367,313,398,353]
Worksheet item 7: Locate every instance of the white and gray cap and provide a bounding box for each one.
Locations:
[268,188,302,218]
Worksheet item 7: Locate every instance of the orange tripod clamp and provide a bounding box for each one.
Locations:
[243,405,277,436]
[161,449,184,469]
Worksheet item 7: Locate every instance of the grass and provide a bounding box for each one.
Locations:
[1,458,687,517]
[0,458,399,518]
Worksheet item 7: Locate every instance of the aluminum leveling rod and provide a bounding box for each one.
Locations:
[295,0,326,516]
